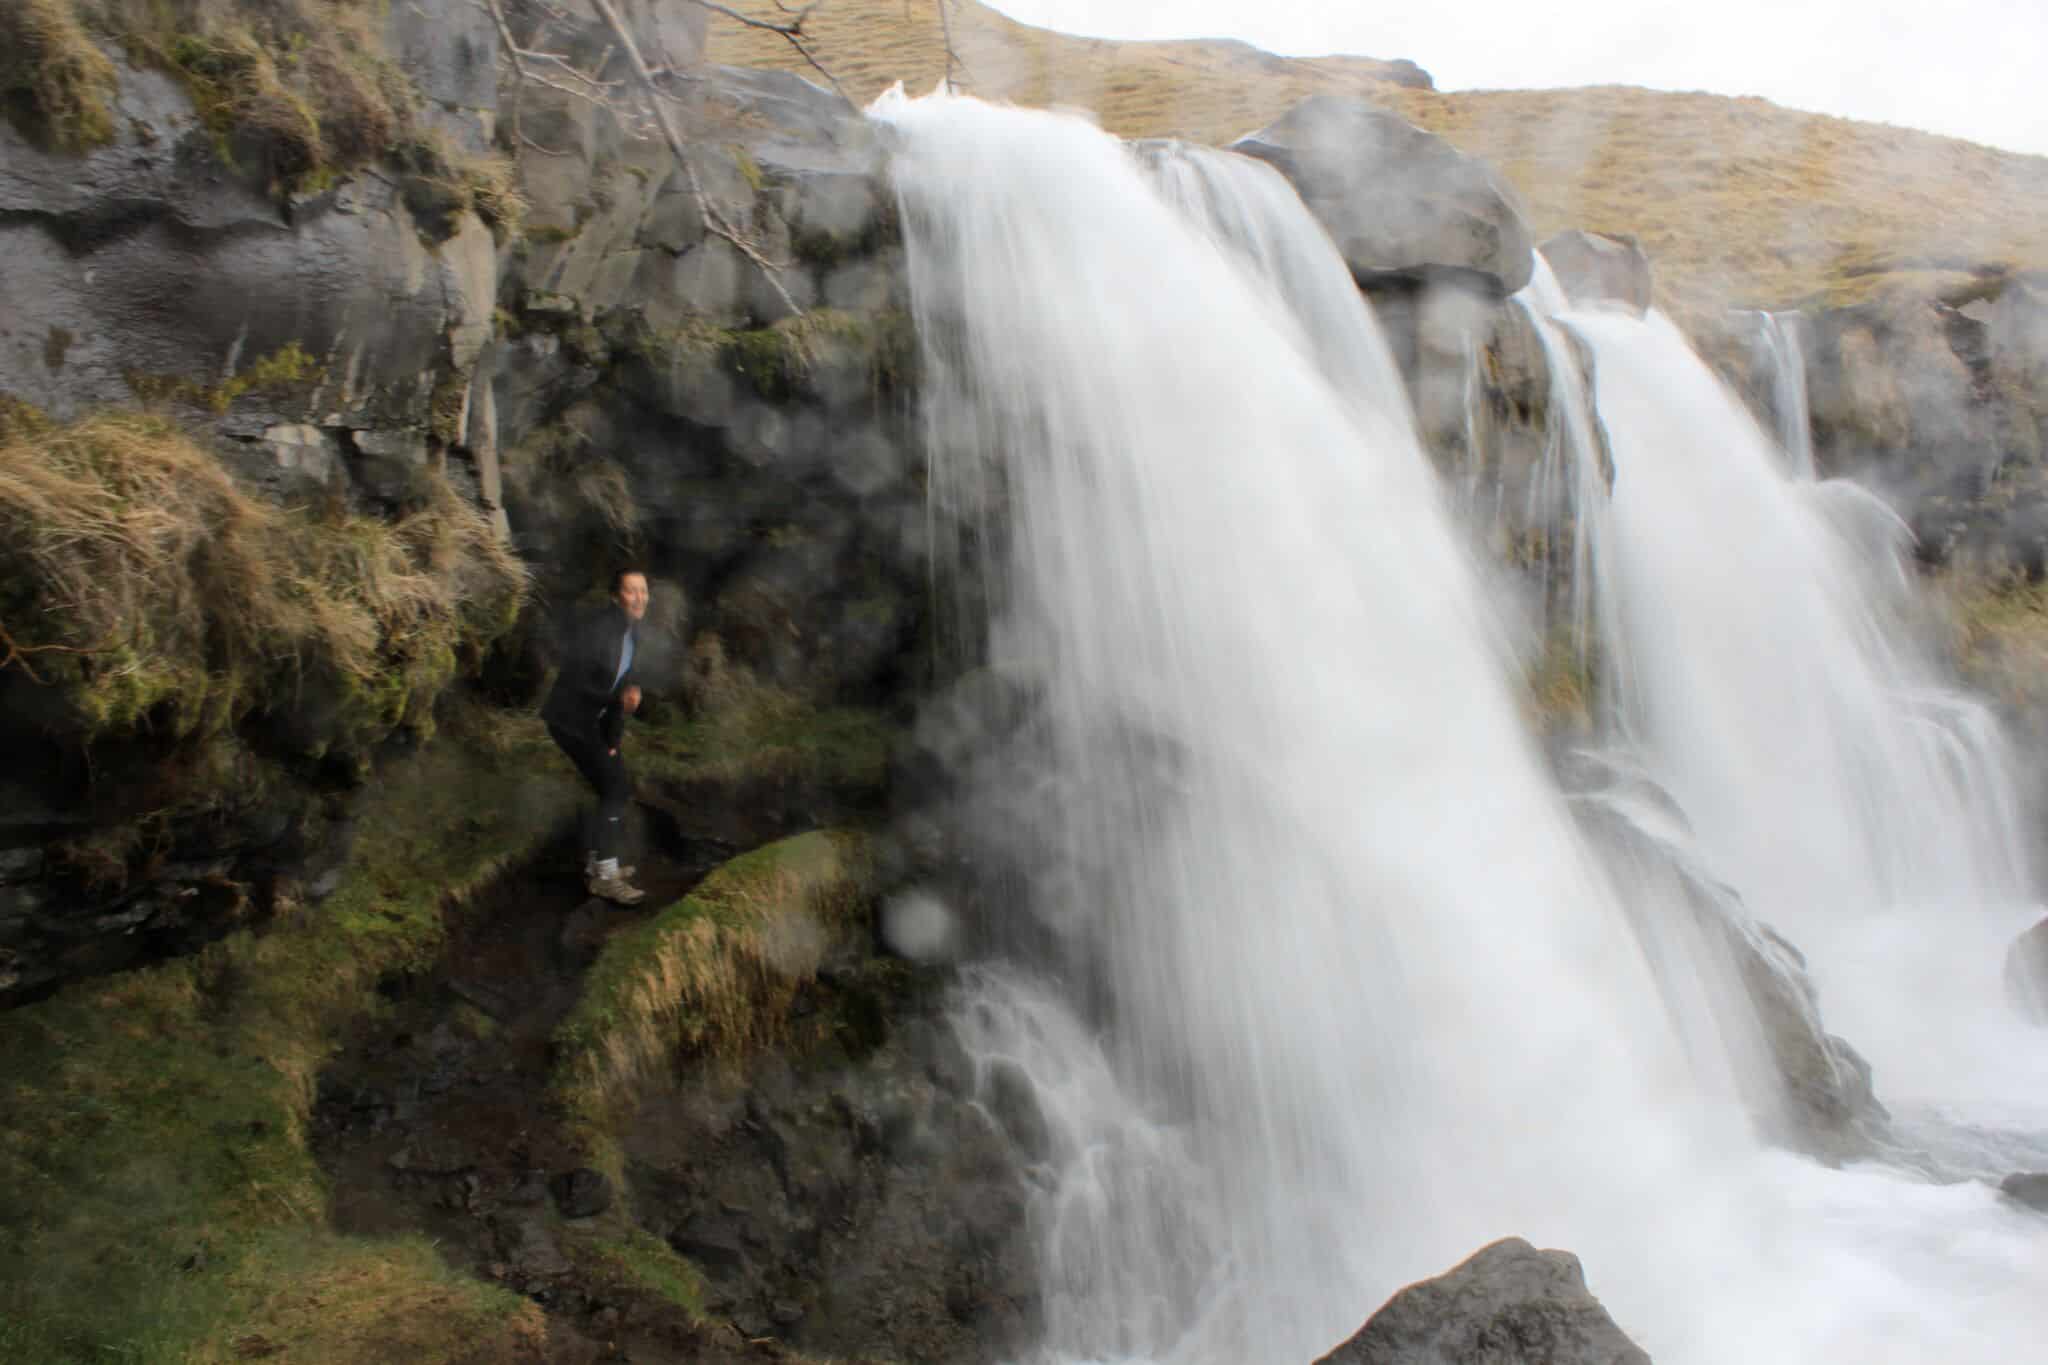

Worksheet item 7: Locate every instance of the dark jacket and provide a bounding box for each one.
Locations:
[541,604,639,746]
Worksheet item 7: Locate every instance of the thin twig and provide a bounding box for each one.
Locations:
[935,0,967,92]
[590,0,806,318]
[687,0,848,102]
[0,618,100,685]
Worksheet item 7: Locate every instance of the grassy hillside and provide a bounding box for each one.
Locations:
[704,0,2048,314]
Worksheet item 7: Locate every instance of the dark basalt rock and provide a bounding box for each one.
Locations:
[2000,1171,2048,1212]
[549,1166,615,1220]
[628,990,1038,1363]
[1315,1237,1651,1365]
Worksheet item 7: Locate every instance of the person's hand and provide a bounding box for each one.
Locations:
[621,684,642,715]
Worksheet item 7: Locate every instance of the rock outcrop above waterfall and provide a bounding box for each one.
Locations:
[1232,96,1535,296]
[1541,231,1654,317]
[1313,1238,1649,1365]
[1803,274,2048,569]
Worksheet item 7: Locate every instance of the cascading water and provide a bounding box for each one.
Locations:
[1749,310,1818,480]
[1559,304,2047,1126]
[877,89,2048,1363]
[1133,140,1413,427]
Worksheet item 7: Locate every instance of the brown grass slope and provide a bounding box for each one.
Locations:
[706,0,2048,314]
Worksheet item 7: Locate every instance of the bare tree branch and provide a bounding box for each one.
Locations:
[686,0,848,103]
[587,0,806,318]
[935,0,968,92]
[0,618,101,686]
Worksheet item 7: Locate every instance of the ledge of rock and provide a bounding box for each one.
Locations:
[1315,1237,1650,1365]
[1541,230,1655,316]
[1232,95,1534,296]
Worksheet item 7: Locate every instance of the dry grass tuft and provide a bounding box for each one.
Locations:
[0,0,121,151]
[393,129,530,242]
[706,0,2048,315]
[0,413,526,747]
[0,0,414,191]
[552,831,873,1151]
[1934,565,2048,730]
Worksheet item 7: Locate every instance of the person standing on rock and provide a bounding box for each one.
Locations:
[543,568,649,906]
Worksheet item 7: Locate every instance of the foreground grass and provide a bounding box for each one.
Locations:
[0,707,576,1362]
[706,0,2048,315]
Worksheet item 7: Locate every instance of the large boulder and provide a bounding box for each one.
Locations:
[1540,231,1654,317]
[1232,96,1534,295]
[1315,1238,1650,1365]
[621,981,1039,1360]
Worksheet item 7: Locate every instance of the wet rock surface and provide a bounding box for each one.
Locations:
[1314,1237,1651,1365]
[1541,230,1654,317]
[2002,914,2048,1023]
[625,1012,1039,1362]
[1568,760,1889,1161]
[311,810,1031,1364]
[1807,276,2048,570]
[2000,1170,2048,1212]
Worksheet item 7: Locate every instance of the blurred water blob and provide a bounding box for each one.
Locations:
[883,887,961,963]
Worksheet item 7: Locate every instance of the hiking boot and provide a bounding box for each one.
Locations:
[583,854,637,881]
[586,870,646,906]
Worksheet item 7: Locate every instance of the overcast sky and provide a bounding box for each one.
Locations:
[988,0,2048,159]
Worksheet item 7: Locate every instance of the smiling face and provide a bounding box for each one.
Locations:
[613,571,649,622]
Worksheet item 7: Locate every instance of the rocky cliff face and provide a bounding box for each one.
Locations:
[0,4,923,1006]
[7,14,2048,1361]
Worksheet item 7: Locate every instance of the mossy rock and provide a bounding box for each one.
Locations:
[551,830,876,1157]
[0,712,577,1360]
[0,0,119,153]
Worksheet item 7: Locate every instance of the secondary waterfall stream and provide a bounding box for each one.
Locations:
[875,89,2048,1362]
[1556,305,2047,1129]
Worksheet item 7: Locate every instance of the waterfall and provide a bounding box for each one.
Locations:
[1133,139,1413,427]
[878,90,2048,1364]
[1749,310,1817,479]
[1558,305,2045,1121]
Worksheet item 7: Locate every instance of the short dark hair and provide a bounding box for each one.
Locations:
[610,566,648,595]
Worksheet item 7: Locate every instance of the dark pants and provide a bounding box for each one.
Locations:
[547,721,629,861]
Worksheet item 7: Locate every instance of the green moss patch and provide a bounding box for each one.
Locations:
[0,711,577,1362]
[631,309,919,402]
[551,831,874,1161]
[562,1225,710,1322]
[636,692,894,793]
[140,1,411,194]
